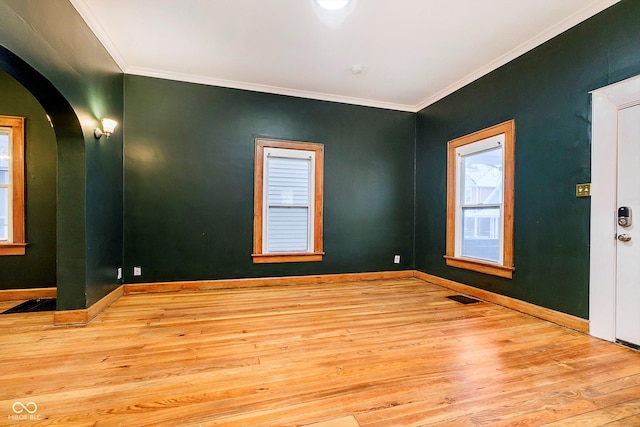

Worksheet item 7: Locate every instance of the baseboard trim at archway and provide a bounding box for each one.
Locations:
[53,286,123,325]
[0,287,56,301]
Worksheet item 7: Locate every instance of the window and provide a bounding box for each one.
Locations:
[0,115,26,256]
[445,120,514,278]
[252,138,324,263]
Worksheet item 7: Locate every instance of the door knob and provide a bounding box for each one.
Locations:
[617,234,632,242]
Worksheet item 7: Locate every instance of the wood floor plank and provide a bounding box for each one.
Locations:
[0,300,23,312]
[602,413,640,426]
[0,278,638,426]
[303,415,360,427]
[541,397,640,426]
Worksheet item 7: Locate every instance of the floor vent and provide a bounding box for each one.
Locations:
[446,295,482,305]
[2,298,57,314]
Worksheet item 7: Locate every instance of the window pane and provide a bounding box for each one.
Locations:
[0,187,7,241]
[462,147,502,205]
[0,134,9,185]
[462,207,500,262]
[267,206,308,252]
[267,157,310,206]
[464,216,474,236]
[477,217,491,237]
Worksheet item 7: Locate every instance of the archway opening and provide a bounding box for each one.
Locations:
[0,44,87,310]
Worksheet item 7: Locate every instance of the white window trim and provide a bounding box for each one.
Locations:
[0,127,13,242]
[454,134,505,265]
[262,147,316,254]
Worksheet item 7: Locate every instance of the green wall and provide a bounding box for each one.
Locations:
[0,70,57,289]
[123,75,415,283]
[415,0,640,319]
[0,0,124,309]
[0,0,636,319]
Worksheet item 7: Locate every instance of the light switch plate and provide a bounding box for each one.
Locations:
[576,183,591,197]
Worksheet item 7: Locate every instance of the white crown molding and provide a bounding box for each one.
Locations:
[69,0,619,113]
[125,66,417,112]
[68,0,128,71]
[414,0,621,112]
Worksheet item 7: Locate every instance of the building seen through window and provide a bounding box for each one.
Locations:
[461,147,503,263]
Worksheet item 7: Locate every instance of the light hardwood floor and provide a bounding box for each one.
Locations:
[1,278,639,426]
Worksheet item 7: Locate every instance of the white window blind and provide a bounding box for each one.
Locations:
[264,148,315,253]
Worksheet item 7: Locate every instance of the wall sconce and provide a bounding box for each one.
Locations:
[94,118,118,139]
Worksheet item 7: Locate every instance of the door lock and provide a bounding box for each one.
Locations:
[617,234,632,242]
[618,206,632,227]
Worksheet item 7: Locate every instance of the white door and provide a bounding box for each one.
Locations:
[615,103,640,348]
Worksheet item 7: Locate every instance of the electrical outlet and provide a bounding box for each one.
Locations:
[133,266,142,276]
[394,255,400,264]
[117,267,122,280]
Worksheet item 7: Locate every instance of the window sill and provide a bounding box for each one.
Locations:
[444,255,514,279]
[252,252,324,264]
[0,243,27,256]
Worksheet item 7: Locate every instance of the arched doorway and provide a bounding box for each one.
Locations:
[0,44,88,310]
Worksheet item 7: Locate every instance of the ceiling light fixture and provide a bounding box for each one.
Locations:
[311,0,356,28]
[314,0,351,11]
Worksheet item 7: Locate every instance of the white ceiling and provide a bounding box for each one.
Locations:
[70,0,619,112]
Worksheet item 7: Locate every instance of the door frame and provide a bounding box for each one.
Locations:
[590,74,640,341]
